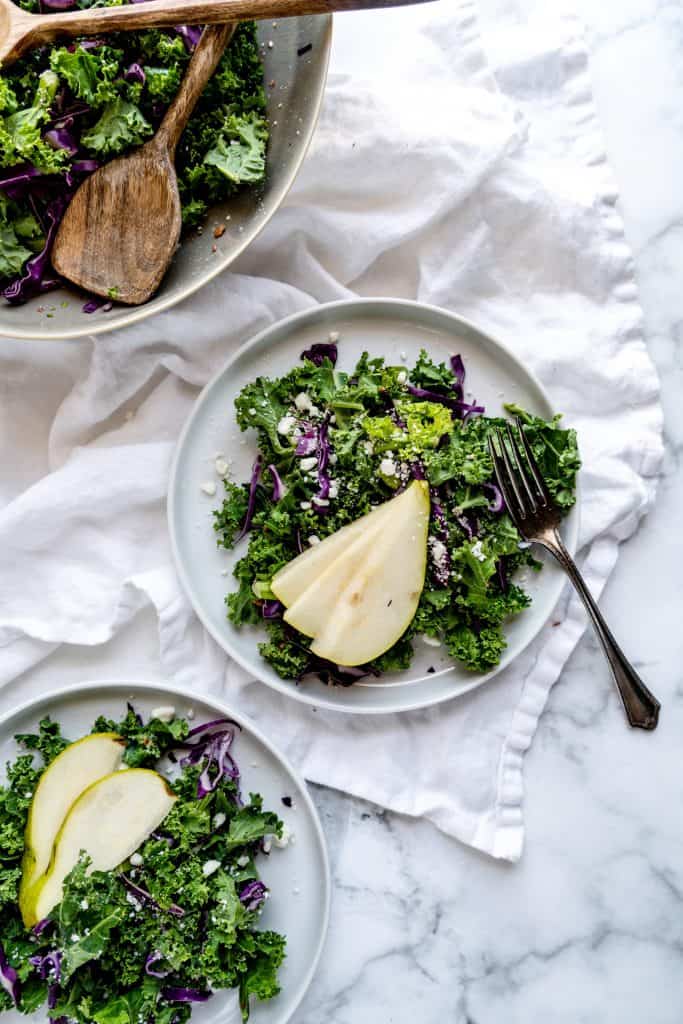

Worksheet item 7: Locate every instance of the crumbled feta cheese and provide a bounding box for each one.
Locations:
[312,497,329,507]
[294,392,313,412]
[130,852,144,867]
[213,812,227,829]
[362,441,374,456]
[308,405,321,419]
[428,537,449,571]
[329,453,338,464]
[125,894,142,912]
[262,837,273,854]
[201,481,216,496]
[300,500,312,510]
[274,825,294,848]
[379,457,397,477]
[471,540,486,562]
[397,370,408,385]
[215,457,229,477]
[202,860,221,877]
[299,456,317,471]
[236,854,249,868]
[80,899,89,910]
[151,705,176,723]
[248,407,257,415]
[308,535,321,546]
[328,331,340,343]
[422,636,442,648]
[277,416,296,436]
[70,933,80,942]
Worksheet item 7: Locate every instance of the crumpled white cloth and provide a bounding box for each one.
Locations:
[0,1,663,860]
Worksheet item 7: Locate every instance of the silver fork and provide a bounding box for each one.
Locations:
[488,418,660,731]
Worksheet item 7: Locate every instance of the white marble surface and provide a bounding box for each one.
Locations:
[2,1,682,1021]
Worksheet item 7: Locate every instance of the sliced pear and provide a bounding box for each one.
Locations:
[271,499,396,607]
[19,732,125,926]
[311,480,430,666]
[284,527,386,638]
[30,769,176,924]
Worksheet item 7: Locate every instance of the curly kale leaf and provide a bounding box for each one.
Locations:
[505,405,581,510]
[81,97,153,157]
[92,707,188,768]
[204,114,267,187]
[15,716,69,765]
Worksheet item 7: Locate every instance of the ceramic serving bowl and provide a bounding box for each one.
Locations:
[0,15,332,341]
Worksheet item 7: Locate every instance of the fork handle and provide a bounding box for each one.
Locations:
[542,529,660,730]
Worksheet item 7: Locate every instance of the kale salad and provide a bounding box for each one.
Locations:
[214,341,580,685]
[0,710,286,1023]
[0,8,268,305]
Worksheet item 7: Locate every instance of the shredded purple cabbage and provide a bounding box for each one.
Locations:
[2,195,68,304]
[483,481,505,514]
[267,464,286,502]
[162,987,212,1004]
[187,716,238,738]
[173,24,203,51]
[67,37,104,50]
[41,0,77,11]
[180,721,240,798]
[313,415,331,512]
[124,62,146,84]
[235,455,262,542]
[65,159,99,188]
[406,384,484,421]
[29,951,62,983]
[44,126,78,156]
[238,880,268,911]
[450,354,466,395]
[144,951,170,979]
[262,600,283,620]
[31,918,53,937]
[295,427,318,457]
[456,513,475,540]
[301,341,338,367]
[496,558,508,594]
[429,489,451,586]
[0,943,20,1007]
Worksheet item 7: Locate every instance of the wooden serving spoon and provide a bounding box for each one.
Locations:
[51,22,236,305]
[0,0,437,66]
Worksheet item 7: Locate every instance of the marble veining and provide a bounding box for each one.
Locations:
[0,0,681,1021]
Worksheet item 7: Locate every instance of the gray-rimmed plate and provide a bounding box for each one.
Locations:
[168,298,579,714]
[0,16,331,341]
[0,680,330,1024]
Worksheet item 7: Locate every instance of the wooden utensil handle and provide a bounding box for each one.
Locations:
[155,22,235,155]
[29,0,437,46]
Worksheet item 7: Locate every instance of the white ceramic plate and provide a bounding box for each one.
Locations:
[0,680,330,1024]
[168,298,579,714]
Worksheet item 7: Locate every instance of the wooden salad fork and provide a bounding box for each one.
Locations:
[0,0,438,66]
[489,418,661,731]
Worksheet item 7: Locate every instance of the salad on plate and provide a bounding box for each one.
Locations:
[0,708,286,1023]
[213,341,580,686]
[0,8,268,306]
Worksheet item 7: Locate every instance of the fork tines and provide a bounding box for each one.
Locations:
[488,417,553,527]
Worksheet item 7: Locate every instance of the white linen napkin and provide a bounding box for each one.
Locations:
[0,1,663,860]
